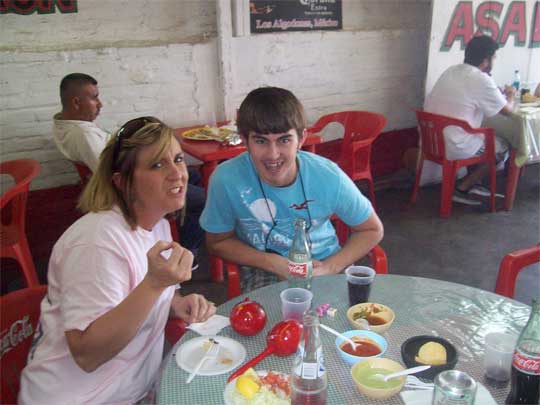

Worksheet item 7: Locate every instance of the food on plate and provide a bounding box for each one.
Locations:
[230,368,290,404]
[521,91,538,103]
[182,126,235,141]
[340,336,382,357]
[201,338,233,365]
[415,341,447,365]
[230,298,267,336]
[352,303,391,326]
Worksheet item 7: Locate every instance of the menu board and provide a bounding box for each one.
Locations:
[250,0,342,33]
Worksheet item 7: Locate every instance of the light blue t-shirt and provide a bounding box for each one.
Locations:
[200,151,373,260]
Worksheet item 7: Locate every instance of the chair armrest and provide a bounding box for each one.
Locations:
[226,262,242,299]
[165,318,188,346]
[367,245,388,274]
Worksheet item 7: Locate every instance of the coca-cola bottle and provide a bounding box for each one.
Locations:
[506,299,540,404]
[287,218,313,290]
[291,310,327,405]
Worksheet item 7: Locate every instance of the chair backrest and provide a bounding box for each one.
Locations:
[309,111,386,175]
[71,161,92,187]
[415,110,483,163]
[0,285,47,403]
[495,244,540,298]
[0,159,41,231]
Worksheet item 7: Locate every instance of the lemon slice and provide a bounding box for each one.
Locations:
[415,341,447,365]
[236,375,260,399]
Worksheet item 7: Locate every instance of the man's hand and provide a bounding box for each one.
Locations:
[172,294,216,324]
[312,259,339,276]
[503,85,516,99]
[145,241,193,290]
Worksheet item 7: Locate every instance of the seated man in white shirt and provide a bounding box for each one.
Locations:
[53,73,205,268]
[424,35,515,205]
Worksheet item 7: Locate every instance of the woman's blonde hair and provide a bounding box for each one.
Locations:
[78,117,183,228]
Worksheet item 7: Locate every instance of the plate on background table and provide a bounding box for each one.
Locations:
[181,126,236,141]
[175,335,246,376]
[224,370,291,405]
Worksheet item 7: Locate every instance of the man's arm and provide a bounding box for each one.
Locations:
[206,231,289,279]
[313,211,384,276]
[499,85,516,116]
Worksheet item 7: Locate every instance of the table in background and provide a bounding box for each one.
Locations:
[484,103,540,210]
[157,275,530,404]
[174,126,323,189]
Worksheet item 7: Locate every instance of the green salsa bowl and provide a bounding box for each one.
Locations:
[350,358,406,400]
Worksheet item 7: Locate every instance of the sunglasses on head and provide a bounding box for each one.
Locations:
[112,116,161,167]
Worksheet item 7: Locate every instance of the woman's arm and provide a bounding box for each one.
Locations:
[65,241,192,373]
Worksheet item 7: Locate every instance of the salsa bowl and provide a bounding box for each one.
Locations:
[347,302,395,334]
[335,330,387,366]
[351,357,406,400]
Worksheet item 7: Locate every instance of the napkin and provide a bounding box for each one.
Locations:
[187,314,230,335]
[400,382,496,405]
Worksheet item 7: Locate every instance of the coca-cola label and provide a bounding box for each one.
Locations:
[0,315,34,358]
[288,261,308,277]
[513,349,540,375]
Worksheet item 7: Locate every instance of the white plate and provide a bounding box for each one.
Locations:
[175,335,246,376]
[223,370,291,405]
[400,382,496,405]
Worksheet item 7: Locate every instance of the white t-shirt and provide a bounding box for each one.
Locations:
[421,64,507,184]
[19,209,175,405]
[53,113,110,172]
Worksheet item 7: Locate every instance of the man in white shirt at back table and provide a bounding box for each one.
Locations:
[53,73,205,266]
[424,35,515,206]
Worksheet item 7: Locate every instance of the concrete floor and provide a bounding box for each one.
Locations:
[182,165,540,306]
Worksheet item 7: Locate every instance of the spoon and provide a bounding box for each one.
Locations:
[372,365,431,382]
[319,324,357,349]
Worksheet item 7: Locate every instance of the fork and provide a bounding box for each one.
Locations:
[186,340,220,384]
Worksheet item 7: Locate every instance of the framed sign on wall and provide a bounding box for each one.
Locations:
[250,0,342,33]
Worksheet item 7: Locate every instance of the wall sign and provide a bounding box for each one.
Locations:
[0,0,77,15]
[250,0,342,33]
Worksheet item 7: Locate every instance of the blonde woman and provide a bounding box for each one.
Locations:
[20,117,215,404]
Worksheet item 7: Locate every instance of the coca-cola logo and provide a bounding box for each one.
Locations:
[288,262,307,277]
[0,315,34,358]
[513,351,540,375]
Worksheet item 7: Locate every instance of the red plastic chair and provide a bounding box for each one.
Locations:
[410,110,497,218]
[71,161,92,187]
[308,111,386,208]
[213,218,389,299]
[0,285,47,404]
[1,159,41,287]
[495,244,540,298]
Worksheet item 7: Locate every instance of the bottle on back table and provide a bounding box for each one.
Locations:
[505,298,540,405]
[287,218,313,290]
[291,310,327,405]
[512,69,521,91]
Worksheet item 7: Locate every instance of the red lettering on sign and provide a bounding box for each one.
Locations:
[532,2,540,45]
[441,2,474,51]
[288,262,308,277]
[475,2,503,39]
[500,1,527,45]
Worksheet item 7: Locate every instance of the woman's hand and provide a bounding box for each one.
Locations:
[145,241,193,290]
[172,294,216,324]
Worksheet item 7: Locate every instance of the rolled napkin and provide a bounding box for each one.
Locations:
[400,381,496,405]
[187,314,231,335]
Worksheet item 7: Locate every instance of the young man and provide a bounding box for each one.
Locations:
[53,73,205,265]
[200,87,384,292]
[424,35,515,205]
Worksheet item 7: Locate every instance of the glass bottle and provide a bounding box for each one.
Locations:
[512,70,521,91]
[287,218,313,290]
[291,310,327,405]
[506,299,540,404]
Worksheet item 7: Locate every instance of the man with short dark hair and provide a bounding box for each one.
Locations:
[53,73,108,171]
[200,87,384,292]
[53,73,205,267]
[424,35,515,205]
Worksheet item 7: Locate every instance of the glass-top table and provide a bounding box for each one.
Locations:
[157,274,530,404]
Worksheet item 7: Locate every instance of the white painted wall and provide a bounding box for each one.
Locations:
[1,0,430,190]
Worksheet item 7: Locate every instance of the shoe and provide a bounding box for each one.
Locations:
[468,184,504,198]
[191,255,199,271]
[452,189,482,205]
